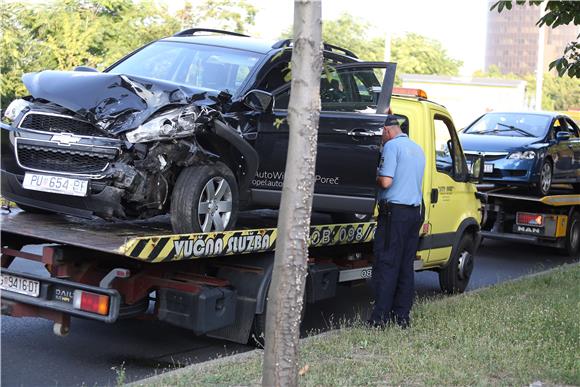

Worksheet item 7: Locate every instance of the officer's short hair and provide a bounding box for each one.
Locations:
[384,115,400,127]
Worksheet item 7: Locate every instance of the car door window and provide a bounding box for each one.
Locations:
[434,114,466,179]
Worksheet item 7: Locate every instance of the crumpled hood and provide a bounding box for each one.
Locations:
[22,70,227,134]
[459,133,544,153]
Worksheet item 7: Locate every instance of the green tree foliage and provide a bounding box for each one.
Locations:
[281,13,463,78]
[391,33,463,76]
[320,13,384,61]
[491,1,580,78]
[0,0,256,107]
[473,65,580,110]
[176,0,257,34]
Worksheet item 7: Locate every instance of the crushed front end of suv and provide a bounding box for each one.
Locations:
[2,29,396,233]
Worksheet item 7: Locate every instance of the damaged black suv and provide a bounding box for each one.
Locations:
[1,29,395,233]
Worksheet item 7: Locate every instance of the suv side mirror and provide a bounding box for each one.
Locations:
[243,90,273,113]
[556,131,571,142]
[74,66,99,72]
[468,155,484,183]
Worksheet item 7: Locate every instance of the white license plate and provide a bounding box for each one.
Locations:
[23,173,88,197]
[0,274,40,297]
[467,162,494,174]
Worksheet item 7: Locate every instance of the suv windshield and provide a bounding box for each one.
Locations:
[107,41,263,94]
[464,112,550,138]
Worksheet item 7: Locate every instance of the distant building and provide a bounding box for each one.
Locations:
[400,74,527,129]
[485,3,578,75]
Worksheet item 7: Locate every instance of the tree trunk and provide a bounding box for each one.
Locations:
[262,1,322,386]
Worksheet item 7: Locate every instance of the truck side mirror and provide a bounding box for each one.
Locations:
[469,155,484,183]
[556,131,571,142]
[243,90,273,113]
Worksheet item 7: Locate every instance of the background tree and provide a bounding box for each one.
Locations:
[281,14,462,78]
[491,0,580,78]
[473,65,580,110]
[391,33,463,76]
[262,0,322,386]
[175,0,256,34]
[0,0,255,107]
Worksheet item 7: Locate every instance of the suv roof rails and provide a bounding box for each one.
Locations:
[173,28,249,38]
[271,39,358,59]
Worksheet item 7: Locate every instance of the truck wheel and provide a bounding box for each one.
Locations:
[438,234,475,294]
[15,202,51,214]
[563,213,580,259]
[534,159,552,197]
[171,162,238,233]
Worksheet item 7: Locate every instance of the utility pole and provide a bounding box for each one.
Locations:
[535,4,546,110]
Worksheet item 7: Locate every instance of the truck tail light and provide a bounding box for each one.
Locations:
[516,212,544,227]
[73,290,109,315]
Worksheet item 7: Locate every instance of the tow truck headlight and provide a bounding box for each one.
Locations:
[3,99,31,122]
[508,150,536,160]
[125,106,199,143]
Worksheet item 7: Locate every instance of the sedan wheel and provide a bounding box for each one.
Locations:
[536,159,552,196]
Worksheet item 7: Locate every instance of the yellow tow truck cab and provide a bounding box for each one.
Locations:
[391,88,483,292]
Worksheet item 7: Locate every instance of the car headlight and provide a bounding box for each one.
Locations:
[508,151,536,160]
[3,99,31,122]
[125,106,199,143]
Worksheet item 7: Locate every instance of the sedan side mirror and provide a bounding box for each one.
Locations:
[74,66,99,72]
[468,155,484,183]
[556,131,571,142]
[243,90,273,113]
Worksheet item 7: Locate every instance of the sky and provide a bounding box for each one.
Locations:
[169,0,490,76]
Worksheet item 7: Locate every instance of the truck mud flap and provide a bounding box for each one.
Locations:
[0,269,121,323]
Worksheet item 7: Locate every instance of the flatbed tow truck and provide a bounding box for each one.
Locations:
[1,208,427,344]
[478,186,580,258]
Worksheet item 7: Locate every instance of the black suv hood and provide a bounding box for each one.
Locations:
[22,70,227,134]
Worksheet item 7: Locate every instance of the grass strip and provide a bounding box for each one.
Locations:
[143,265,580,386]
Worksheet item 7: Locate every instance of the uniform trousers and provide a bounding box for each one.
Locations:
[370,203,422,326]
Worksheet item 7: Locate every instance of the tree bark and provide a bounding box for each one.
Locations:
[262,1,322,386]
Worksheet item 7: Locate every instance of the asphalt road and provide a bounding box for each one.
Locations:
[1,239,576,387]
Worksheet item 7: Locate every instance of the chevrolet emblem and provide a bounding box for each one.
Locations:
[51,133,81,145]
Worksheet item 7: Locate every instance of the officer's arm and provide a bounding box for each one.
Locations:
[377,143,396,189]
[377,176,393,189]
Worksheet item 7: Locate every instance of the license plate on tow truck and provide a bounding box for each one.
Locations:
[22,173,88,197]
[0,274,40,297]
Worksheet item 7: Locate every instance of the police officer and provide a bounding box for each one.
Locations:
[368,115,425,328]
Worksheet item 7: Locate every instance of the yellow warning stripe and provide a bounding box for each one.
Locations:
[119,222,376,262]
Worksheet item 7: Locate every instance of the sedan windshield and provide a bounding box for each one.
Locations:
[464,113,551,138]
[107,41,263,94]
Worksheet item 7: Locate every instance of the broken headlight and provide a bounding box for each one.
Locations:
[125,106,199,143]
[3,99,31,122]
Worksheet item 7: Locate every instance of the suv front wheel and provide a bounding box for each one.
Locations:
[171,162,238,233]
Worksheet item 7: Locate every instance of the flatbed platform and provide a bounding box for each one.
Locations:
[477,186,579,206]
[1,209,376,263]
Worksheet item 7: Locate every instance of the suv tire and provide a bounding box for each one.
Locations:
[171,162,238,233]
[438,233,475,294]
